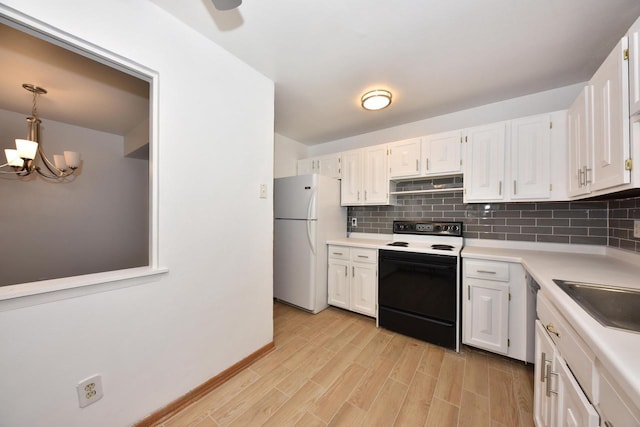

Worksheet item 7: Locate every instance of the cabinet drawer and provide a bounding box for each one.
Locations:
[597,366,640,427]
[351,248,377,263]
[328,245,349,260]
[537,293,595,401]
[464,259,509,282]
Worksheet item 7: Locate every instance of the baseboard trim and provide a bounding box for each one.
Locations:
[134,341,275,426]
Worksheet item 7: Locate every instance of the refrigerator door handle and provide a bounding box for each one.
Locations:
[307,220,316,255]
[306,187,317,220]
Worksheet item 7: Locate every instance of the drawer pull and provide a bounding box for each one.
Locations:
[332,252,343,256]
[477,270,497,274]
[545,323,560,338]
[357,255,369,259]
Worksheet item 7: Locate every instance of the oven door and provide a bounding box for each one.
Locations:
[378,250,457,321]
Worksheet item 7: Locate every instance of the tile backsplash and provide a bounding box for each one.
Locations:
[346,177,640,253]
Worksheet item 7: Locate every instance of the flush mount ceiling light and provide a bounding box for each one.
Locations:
[1,83,81,180]
[361,89,392,111]
[211,0,242,10]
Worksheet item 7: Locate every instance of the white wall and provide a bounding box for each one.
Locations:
[0,2,274,427]
[274,132,307,178]
[0,109,149,286]
[308,83,584,156]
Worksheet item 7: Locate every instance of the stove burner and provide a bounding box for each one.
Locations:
[387,241,409,247]
[431,244,454,251]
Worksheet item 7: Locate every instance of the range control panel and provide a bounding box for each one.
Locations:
[393,220,463,237]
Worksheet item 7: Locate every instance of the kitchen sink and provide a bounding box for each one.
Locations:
[553,279,640,333]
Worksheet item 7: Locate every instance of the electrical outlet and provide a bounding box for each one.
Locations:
[76,375,103,408]
[351,218,357,227]
[635,220,640,238]
[259,184,267,199]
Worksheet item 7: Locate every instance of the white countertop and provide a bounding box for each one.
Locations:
[463,245,640,406]
[328,234,640,405]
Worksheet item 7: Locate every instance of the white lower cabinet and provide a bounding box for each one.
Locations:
[327,245,376,317]
[462,258,531,362]
[534,294,600,427]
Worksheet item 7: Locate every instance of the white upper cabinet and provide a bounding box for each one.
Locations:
[297,154,342,179]
[388,138,421,178]
[423,130,463,176]
[510,114,551,200]
[363,145,390,204]
[340,146,392,206]
[463,122,507,202]
[567,86,592,198]
[590,36,631,192]
[629,16,640,116]
[340,149,363,205]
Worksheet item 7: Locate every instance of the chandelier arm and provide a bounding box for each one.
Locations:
[38,147,65,177]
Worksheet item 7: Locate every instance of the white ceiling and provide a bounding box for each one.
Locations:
[149,0,640,145]
[0,21,149,137]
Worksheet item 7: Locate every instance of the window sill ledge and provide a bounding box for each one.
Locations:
[0,266,169,312]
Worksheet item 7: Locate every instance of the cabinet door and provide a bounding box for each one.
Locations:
[464,280,509,354]
[319,154,342,179]
[328,259,350,309]
[423,130,462,176]
[630,16,640,116]
[363,145,389,204]
[555,354,600,427]
[590,36,631,192]
[297,158,315,175]
[567,87,592,198]
[534,320,557,427]
[463,122,506,202]
[351,263,376,317]
[340,150,363,205]
[510,114,551,200]
[389,138,421,178]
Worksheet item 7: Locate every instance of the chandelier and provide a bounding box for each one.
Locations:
[1,83,81,179]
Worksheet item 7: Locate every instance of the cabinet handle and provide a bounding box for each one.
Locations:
[352,266,355,277]
[467,285,470,300]
[578,168,584,187]
[425,158,429,171]
[540,352,548,382]
[584,166,592,184]
[332,252,343,256]
[499,180,502,195]
[357,190,360,201]
[416,159,419,171]
[344,266,348,277]
[513,180,517,195]
[545,323,560,337]
[477,270,497,274]
[357,255,369,259]
[545,364,558,397]
[364,190,367,201]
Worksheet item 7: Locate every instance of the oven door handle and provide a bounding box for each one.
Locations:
[380,258,456,269]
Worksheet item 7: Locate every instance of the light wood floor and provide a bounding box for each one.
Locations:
[160,302,535,427]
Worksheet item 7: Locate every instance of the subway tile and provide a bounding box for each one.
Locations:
[570,219,607,228]
[522,210,552,218]
[537,202,569,210]
[537,235,570,244]
[588,228,608,236]
[570,236,607,245]
[505,218,536,226]
[492,210,521,218]
[492,225,521,233]
[553,210,588,219]
[506,233,535,241]
[570,201,608,210]
[620,239,636,251]
[478,233,506,240]
[522,226,552,235]
[554,227,588,236]
[588,209,608,218]
[536,218,570,227]
[505,203,536,210]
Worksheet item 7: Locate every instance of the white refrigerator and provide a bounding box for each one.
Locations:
[274,174,347,313]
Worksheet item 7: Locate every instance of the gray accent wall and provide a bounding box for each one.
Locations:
[347,177,640,253]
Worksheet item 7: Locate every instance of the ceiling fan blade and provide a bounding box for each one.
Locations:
[212,0,242,11]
